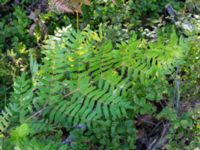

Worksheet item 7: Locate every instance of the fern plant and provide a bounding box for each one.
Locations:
[0,74,33,133]
[0,25,188,149]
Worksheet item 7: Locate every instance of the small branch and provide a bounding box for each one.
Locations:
[25,107,46,122]
[75,10,79,31]
[63,88,79,98]
[174,66,181,114]
[138,118,157,126]
[147,123,170,150]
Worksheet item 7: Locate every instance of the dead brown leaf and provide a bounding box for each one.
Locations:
[51,0,91,14]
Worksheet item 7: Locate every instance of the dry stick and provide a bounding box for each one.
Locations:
[25,107,46,122]
[174,66,180,113]
[138,118,157,126]
[63,88,80,98]
[76,10,79,31]
[147,123,170,150]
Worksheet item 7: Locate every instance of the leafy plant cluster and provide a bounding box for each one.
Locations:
[0,0,186,100]
[1,24,198,149]
[76,0,184,42]
[157,105,200,149]
[0,1,37,106]
[0,0,200,149]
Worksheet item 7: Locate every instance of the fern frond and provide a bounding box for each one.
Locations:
[50,76,132,126]
[0,105,12,132]
[112,33,187,84]
[0,74,33,133]
[39,26,187,127]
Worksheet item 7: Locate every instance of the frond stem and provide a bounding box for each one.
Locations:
[63,88,80,98]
